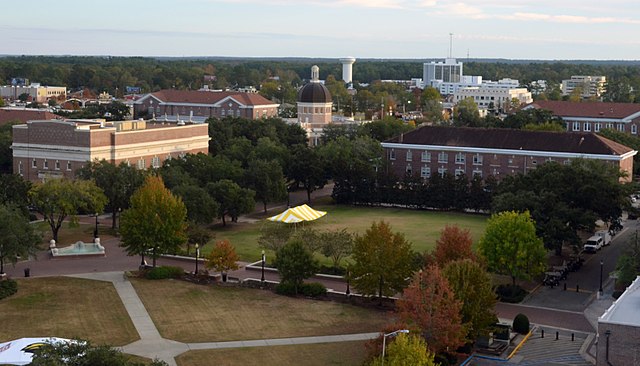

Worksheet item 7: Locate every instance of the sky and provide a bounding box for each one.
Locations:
[2,0,640,60]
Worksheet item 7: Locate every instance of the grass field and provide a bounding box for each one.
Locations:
[32,220,118,247]
[130,278,391,344]
[0,277,139,346]
[208,204,489,262]
[176,341,370,366]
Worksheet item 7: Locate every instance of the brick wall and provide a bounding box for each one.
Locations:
[596,322,640,365]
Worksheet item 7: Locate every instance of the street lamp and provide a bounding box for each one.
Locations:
[195,243,200,275]
[599,260,604,295]
[261,250,266,282]
[382,329,409,366]
[346,270,350,297]
[93,213,99,239]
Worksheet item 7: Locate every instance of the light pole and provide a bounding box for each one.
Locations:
[382,329,409,366]
[346,270,350,297]
[194,243,200,275]
[599,259,604,295]
[261,250,266,283]
[93,213,99,239]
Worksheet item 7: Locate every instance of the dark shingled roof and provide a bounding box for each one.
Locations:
[0,108,60,125]
[148,90,276,106]
[527,101,640,119]
[384,126,634,156]
[298,82,332,104]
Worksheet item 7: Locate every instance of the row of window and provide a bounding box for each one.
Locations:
[406,165,484,178]
[300,107,331,114]
[28,158,72,171]
[570,121,636,134]
[396,150,484,165]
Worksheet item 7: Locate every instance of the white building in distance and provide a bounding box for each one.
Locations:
[561,75,606,99]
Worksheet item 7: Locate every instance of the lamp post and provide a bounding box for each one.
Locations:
[93,213,99,239]
[599,259,604,295]
[382,329,409,366]
[261,250,266,283]
[346,270,350,297]
[195,243,200,275]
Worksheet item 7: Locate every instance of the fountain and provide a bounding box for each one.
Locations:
[50,238,106,258]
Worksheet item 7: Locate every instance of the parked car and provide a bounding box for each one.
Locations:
[583,235,604,253]
[595,230,612,246]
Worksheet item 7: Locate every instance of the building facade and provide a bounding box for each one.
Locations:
[12,119,209,183]
[0,84,67,104]
[525,101,640,135]
[381,126,636,182]
[454,86,532,111]
[561,75,606,99]
[297,66,333,145]
[133,90,279,122]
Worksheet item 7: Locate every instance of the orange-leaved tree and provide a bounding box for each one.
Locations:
[206,240,240,281]
[429,224,476,267]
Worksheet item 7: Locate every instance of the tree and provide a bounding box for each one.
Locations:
[0,173,31,209]
[0,121,21,174]
[30,340,168,366]
[171,184,219,225]
[319,229,353,270]
[398,265,465,354]
[245,159,287,212]
[258,222,294,252]
[443,259,497,341]
[29,179,107,242]
[351,221,415,301]
[206,240,240,280]
[274,239,319,294]
[367,333,437,366]
[287,144,327,204]
[206,179,255,226]
[0,204,41,274]
[478,211,546,286]
[453,97,481,127]
[429,225,476,266]
[120,176,187,267]
[77,160,145,229]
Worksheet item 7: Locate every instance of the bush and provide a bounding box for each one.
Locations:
[301,282,327,297]
[275,281,297,296]
[145,266,184,280]
[512,313,530,334]
[0,279,18,300]
[495,284,528,303]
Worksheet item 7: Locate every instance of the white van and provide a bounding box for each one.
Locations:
[583,236,604,253]
[595,230,612,246]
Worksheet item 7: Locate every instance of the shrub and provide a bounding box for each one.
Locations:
[145,266,184,280]
[512,313,530,334]
[0,279,18,300]
[275,281,297,296]
[495,284,528,303]
[301,282,327,297]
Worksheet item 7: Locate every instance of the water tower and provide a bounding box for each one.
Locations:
[339,57,356,84]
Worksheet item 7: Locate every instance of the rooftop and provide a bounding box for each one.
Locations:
[144,89,277,106]
[599,276,640,327]
[527,101,640,119]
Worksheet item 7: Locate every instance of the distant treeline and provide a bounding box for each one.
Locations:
[2,56,640,96]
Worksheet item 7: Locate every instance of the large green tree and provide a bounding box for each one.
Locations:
[77,160,145,229]
[351,221,415,301]
[367,333,437,366]
[478,211,546,286]
[0,204,41,274]
[29,179,107,242]
[245,159,287,212]
[171,184,219,225]
[120,176,187,267]
[274,239,319,294]
[206,179,255,226]
[287,144,326,204]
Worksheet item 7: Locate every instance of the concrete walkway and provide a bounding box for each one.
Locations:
[66,271,378,366]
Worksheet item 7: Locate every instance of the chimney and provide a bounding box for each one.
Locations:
[399,133,403,143]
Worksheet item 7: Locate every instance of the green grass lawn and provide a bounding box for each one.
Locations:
[206,204,488,262]
[0,277,139,346]
[130,278,391,344]
[176,341,370,366]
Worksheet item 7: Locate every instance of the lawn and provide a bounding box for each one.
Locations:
[0,277,139,346]
[176,341,370,366]
[32,220,117,247]
[130,278,391,344]
[207,204,489,262]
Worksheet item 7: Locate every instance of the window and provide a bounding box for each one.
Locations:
[421,151,431,162]
[606,123,613,129]
[564,159,570,165]
[137,159,145,170]
[455,168,465,177]
[617,124,625,132]
[389,149,396,160]
[221,109,226,117]
[531,160,537,165]
[508,158,513,165]
[473,154,483,165]
[55,160,60,170]
[632,125,638,135]
[32,158,37,168]
[438,152,448,163]
[43,159,48,169]
[151,156,160,168]
[584,123,591,132]
[572,122,580,131]
[406,150,412,162]
[438,167,447,176]
[66,161,72,171]
[472,169,482,177]
[18,161,23,175]
[405,164,412,175]
[455,152,465,164]
[595,123,601,132]
[421,166,431,178]
[125,160,131,167]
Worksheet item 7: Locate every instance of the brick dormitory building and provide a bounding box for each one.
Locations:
[12,119,210,183]
[381,126,636,182]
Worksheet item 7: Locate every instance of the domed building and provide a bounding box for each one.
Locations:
[297,65,332,145]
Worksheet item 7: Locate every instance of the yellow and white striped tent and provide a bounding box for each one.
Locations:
[267,204,327,224]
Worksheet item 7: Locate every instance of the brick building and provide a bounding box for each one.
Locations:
[597,276,640,365]
[12,119,209,183]
[525,100,640,135]
[133,89,279,122]
[381,126,636,182]
[0,107,61,126]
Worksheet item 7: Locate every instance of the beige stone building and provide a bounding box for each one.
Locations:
[12,119,209,182]
[0,84,67,104]
[297,65,333,145]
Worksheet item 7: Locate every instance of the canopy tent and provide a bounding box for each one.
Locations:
[267,204,327,224]
[0,337,74,365]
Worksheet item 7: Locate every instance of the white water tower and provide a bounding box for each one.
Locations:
[339,57,356,84]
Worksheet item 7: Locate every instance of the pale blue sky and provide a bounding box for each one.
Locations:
[3,0,639,60]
